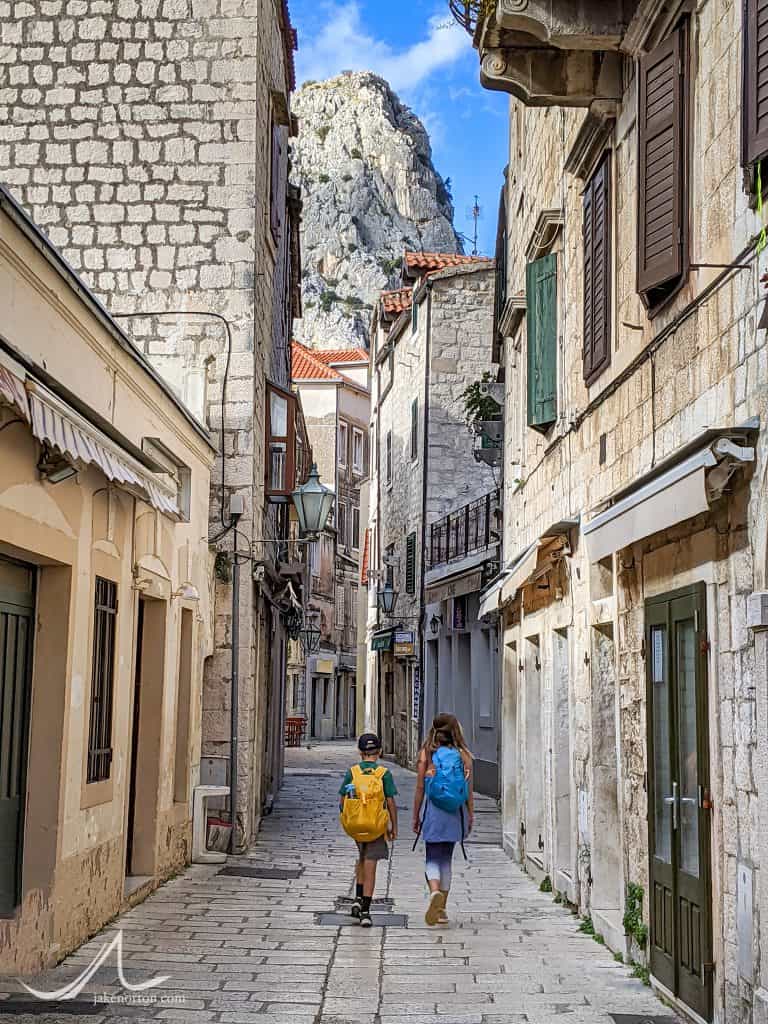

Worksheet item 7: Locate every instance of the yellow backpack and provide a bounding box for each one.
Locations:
[340,764,389,842]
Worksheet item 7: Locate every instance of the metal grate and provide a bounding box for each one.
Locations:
[610,1017,679,1024]
[218,865,303,879]
[86,576,117,783]
[316,912,407,928]
[0,999,106,1015]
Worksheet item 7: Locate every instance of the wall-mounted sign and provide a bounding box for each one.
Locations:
[452,595,466,631]
[426,569,483,606]
[315,659,334,675]
[412,666,421,724]
[394,629,415,658]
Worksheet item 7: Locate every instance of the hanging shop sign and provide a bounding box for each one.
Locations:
[371,629,394,652]
[393,629,415,658]
[425,569,484,606]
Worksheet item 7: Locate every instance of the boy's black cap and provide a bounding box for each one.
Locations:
[358,732,381,753]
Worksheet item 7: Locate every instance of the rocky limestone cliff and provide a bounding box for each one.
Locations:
[291,72,461,349]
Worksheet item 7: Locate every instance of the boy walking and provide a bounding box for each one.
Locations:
[339,733,398,927]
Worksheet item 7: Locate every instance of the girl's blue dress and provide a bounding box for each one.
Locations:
[420,798,464,843]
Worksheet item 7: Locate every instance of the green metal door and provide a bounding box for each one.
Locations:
[646,584,712,1021]
[0,556,35,916]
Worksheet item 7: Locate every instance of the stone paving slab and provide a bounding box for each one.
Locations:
[0,742,679,1023]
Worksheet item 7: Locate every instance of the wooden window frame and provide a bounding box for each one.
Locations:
[410,399,419,460]
[636,21,690,316]
[266,382,296,498]
[352,427,364,474]
[583,151,612,387]
[405,532,417,594]
[86,576,118,784]
[338,420,348,469]
[337,501,348,548]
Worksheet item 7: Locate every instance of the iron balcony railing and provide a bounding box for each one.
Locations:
[428,489,500,570]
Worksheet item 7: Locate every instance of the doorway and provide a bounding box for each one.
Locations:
[0,556,35,916]
[383,670,394,754]
[126,596,167,881]
[647,584,712,1022]
[310,676,322,738]
[349,684,356,737]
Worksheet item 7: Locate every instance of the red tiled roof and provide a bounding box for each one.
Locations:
[313,348,369,364]
[381,287,413,316]
[360,528,370,586]
[291,342,343,381]
[404,251,492,273]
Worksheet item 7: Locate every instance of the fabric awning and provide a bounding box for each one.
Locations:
[583,433,755,562]
[0,357,30,421]
[477,571,510,618]
[500,541,540,605]
[27,379,180,518]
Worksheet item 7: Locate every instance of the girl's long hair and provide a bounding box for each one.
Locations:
[420,713,473,758]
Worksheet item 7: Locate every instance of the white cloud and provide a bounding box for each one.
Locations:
[297,2,469,93]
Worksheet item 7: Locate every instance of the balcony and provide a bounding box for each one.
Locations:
[450,0,646,108]
[428,489,501,571]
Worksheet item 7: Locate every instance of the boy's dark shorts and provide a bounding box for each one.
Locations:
[355,835,389,861]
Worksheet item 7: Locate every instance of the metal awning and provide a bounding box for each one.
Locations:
[27,379,180,518]
[583,430,756,562]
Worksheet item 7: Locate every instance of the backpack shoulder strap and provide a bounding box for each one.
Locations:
[373,765,387,779]
[350,764,364,782]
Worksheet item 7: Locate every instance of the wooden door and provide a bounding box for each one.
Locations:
[647,584,712,1021]
[0,556,35,916]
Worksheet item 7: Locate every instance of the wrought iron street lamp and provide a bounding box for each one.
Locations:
[300,619,321,654]
[291,463,335,539]
[377,580,398,616]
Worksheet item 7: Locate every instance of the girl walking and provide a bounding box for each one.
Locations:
[412,713,474,926]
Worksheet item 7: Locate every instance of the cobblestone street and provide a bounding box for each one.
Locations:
[0,744,675,1024]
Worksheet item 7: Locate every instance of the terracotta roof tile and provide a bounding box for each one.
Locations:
[404,251,492,274]
[291,342,343,381]
[313,348,369,364]
[381,287,413,316]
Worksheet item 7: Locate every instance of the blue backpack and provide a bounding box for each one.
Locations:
[425,746,468,812]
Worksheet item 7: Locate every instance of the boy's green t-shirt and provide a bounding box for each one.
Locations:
[339,761,398,798]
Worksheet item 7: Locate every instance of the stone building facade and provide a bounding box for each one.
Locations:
[0,187,214,973]
[462,2,768,1022]
[0,0,305,848]
[366,253,496,770]
[289,343,369,740]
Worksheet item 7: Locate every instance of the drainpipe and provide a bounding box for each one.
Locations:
[417,281,433,745]
[228,501,243,854]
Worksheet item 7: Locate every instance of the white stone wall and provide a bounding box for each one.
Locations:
[0,0,298,847]
[496,2,768,1017]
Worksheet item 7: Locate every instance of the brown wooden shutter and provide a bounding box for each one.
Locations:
[637,27,685,295]
[583,153,612,385]
[270,123,282,241]
[744,0,768,165]
[405,532,416,594]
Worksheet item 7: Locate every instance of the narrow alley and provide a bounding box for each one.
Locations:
[0,744,674,1024]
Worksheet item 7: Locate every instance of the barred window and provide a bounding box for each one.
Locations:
[87,577,117,784]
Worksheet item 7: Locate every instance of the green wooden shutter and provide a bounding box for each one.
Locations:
[526,253,557,432]
[405,533,417,594]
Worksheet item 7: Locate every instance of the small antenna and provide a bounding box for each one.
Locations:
[465,194,482,256]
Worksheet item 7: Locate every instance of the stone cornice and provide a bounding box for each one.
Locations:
[563,102,617,180]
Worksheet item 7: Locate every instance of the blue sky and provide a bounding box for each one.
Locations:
[290,0,509,257]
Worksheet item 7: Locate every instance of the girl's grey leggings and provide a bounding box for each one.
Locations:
[425,841,455,890]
